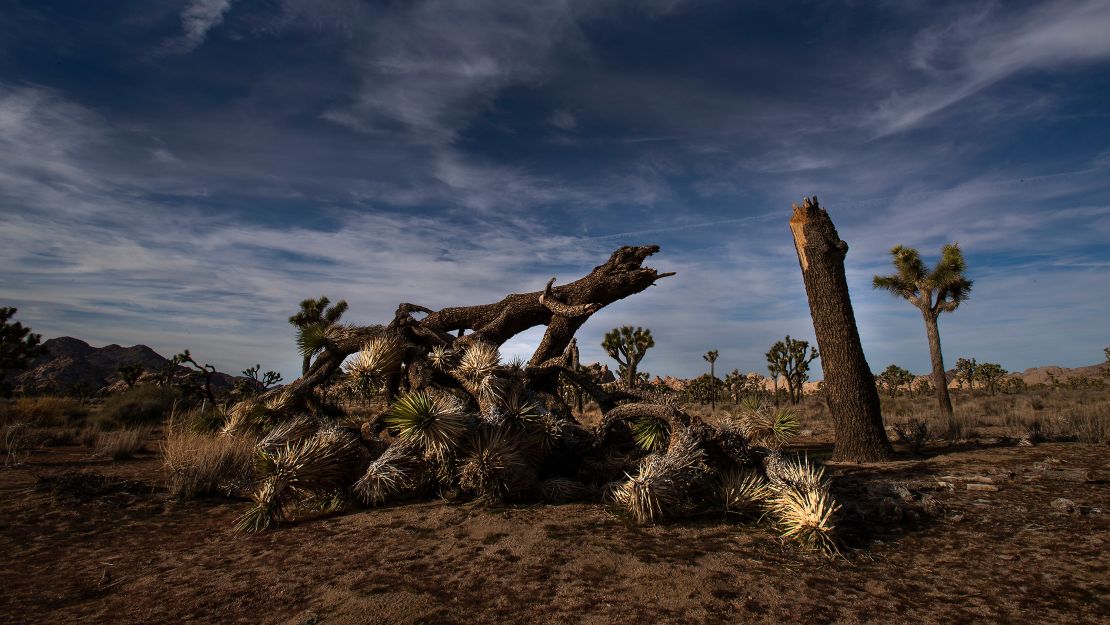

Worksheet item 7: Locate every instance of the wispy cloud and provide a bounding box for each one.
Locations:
[170,0,235,53]
[872,0,1110,133]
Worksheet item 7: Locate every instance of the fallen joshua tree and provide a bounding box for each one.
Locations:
[224,245,841,553]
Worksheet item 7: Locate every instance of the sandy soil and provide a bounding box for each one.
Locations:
[2,438,1108,625]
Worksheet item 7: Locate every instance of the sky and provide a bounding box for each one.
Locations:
[2,0,1109,382]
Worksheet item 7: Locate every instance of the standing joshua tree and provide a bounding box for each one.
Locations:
[602,326,654,389]
[703,350,719,408]
[289,296,349,375]
[873,244,972,419]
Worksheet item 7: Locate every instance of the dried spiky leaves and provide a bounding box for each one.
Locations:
[769,485,841,555]
[236,427,364,532]
[762,453,840,555]
[616,428,708,524]
[353,439,425,506]
[457,342,500,386]
[457,427,534,502]
[717,467,771,517]
[345,336,406,381]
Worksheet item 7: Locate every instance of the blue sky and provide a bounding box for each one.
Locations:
[2,0,1109,381]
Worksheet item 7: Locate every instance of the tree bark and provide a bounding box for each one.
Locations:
[789,197,893,462]
[229,246,673,428]
[921,310,954,418]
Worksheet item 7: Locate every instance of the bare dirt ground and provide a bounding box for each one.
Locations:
[2,435,1108,625]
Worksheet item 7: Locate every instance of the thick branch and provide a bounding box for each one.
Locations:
[420,245,673,365]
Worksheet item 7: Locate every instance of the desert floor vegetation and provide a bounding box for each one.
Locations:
[1,390,1107,624]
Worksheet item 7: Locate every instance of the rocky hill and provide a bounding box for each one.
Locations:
[9,337,244,395]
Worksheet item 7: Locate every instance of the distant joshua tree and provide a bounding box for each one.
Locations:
[975,362,1007,396]
[242,364,283,390]
[875,364,914,397]
[873,244,972,419]
[175,349,217,405]
[954,357,978,390]
[289,296,349,375]
[602,326,654,389]
[117,363,145,389]
[1103,347,1110,379]
[703,350,719,408]
[765,336,818,405]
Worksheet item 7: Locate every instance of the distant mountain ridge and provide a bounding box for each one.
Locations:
[9,336,244,394]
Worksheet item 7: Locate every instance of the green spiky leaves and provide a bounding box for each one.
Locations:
[631,416,670,452]
[385,391,468,460]
[738,405,799,448]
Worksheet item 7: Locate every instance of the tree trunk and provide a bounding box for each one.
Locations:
[301,355,311,376]
[789,197,893,462]
[921,310,954,418]
[709,362,716,409]
[229,246,673,427]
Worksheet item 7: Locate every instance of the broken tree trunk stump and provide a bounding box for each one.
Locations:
[789,197,894,462]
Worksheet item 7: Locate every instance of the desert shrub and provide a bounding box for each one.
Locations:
[0,396,88,426]
[935,409,972,441]
[1058,404,1110,444]
[3,422,29,465]
[163,428,256,499]
[96,427,150,460]
[892,419,930,454]
[78,425,102,448]
[183,405,227,433]
[97,385,183,427]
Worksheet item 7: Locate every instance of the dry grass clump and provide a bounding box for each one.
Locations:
[97,385,182,427]
[163,428,256,499]
[3,422,29,466]
[0,396,88,426]
[96,427,151,460]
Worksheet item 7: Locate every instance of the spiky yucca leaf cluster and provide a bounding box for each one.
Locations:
[256,415,318,456]
[538,477,592,503]
[457,342,500,385]
[739,406,799,448]
[762,454,840,555]
[344,336,406,389]
[769,485,840,555]
[457,427,533,502]
[428,345,455,370]
[384,391,468,460]
[631,416,671,452]
[617,428,707,524]
[717,467,771,517]
[353,440,424,506]
[236,427,363,532]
